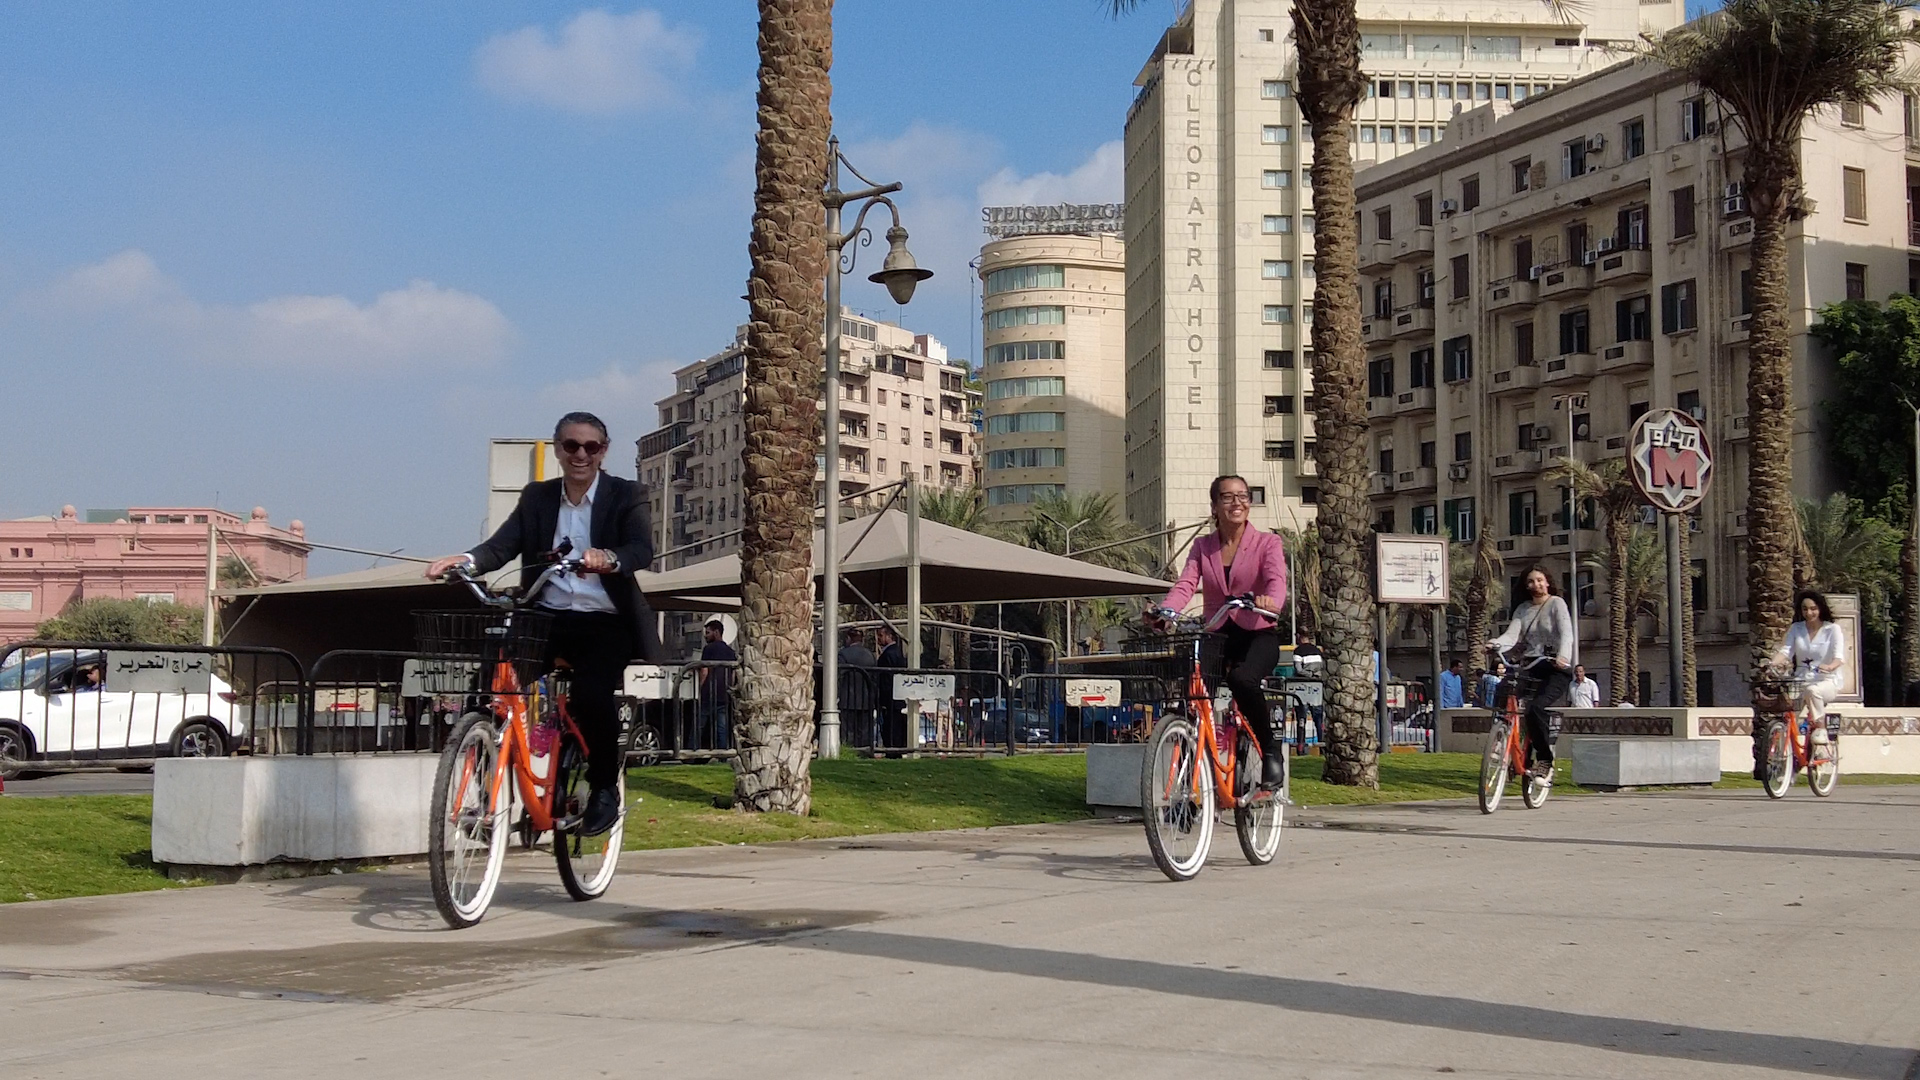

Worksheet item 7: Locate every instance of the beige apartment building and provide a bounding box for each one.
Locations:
[976,232,1127,522]
[1352,57,1919,704]
[637,313,981,570]
[1122,0,1687,549]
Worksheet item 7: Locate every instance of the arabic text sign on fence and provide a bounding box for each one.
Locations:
[1375,534,1449,605]
[1065,678,1122,707]
[1629,408,1714,513]
[109,651,214,694]
[401,658,482,698]
[893,673,956,702]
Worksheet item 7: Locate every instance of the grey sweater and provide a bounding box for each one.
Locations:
[1490,595,1574,667]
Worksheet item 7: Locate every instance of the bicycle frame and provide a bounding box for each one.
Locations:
[1152,596,1280,811]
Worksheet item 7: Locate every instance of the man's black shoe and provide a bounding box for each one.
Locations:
[1260,753,1287,791]
[579,787,622,836]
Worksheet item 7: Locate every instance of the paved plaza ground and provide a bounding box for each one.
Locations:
[2,786,1915,1079]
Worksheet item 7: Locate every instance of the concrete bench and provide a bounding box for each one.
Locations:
[1569,737,1720,789]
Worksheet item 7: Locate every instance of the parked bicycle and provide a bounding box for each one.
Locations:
[1478,649,1552,813]
[423,551,624,928]
[1752,674,1839,799]
[1137,596,1296,881]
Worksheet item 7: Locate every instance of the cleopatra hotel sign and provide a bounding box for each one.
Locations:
[981,203,1126,239]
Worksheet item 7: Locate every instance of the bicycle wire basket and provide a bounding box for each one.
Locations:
[1123,630,1230,692]
[412,608,556,691]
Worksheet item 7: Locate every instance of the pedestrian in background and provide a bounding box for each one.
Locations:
[696,619,736,750]
[837,627,877,747]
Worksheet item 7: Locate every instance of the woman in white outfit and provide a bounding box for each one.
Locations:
[1760,591,1846,775]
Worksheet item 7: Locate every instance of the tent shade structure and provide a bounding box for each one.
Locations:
[218,563,500,668]
[642,509,1172,608]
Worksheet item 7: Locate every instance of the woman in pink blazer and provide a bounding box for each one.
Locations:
[1148,474,1290,788]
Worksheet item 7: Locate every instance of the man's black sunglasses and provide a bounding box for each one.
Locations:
[560,439,607,457]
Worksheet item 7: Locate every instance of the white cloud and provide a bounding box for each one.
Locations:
[475,8,699,114]
[538,360,679,420]
[18,249,515,370]
[977,140,1124,207]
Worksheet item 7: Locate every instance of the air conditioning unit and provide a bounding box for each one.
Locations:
[1585,133,1606,153]
[1440,198,1460,215]
[1447,462,1471,481]
[1580,248,1600,266]
[1594,236,1619,254]
[1723,194,1748,216]
[1688,405,1706,420]
[1531,424,1553,442]
[1527,264,1546,281]
[1723,181,1743,199]
[1704,120,1719,135]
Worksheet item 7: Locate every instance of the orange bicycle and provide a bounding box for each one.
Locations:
[1478,651,1551,813]
[1139,597,1290,881]
[1753,674,1839,799]
[422,555,625,928]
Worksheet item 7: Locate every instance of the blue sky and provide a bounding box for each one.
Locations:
[1,2,1158,570]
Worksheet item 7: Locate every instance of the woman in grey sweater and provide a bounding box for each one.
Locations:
[1486,566,1575,780]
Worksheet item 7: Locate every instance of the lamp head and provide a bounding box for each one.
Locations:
[870,224,933,304]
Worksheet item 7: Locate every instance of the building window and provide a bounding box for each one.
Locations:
[1262,305,1294,324]
[1359,126,1376,144]
[983,265,1065,295]
[1412,504,1438,534]
[1263,395,1293,416]
[1623,117,1646,159]
[1264,349,1295,369]
[1261,125,1291,144]
[1677,389,1703,420]
[1841,100,1865,127]
[1258,27,1275,42]
[986,376,1065,400]
[1263,259,1293,279]
[1442,335,1473,382]
[1563,137,1590,179]
[1261,79,1290,99]
[1512,157,1532,193]
[1660,279,1698,333]
[1266,440,1297,460]
[987,484,1067,506]
[1449,254,1470,300]
[1416,268,1436,305]
[1680,97,1708,141]
[986,447,1067,469]
[983,340,1066,365]
[1515,322,1536,366]
[1409,347,1435,388]
[1373,281,1395,318]
[1416,193,1433,226]
[1368,355,1395,398]
[1843,167,1868,220]
[1305,257,1316,278]
[1445,497,1477,542]
[1361,32,1405,58]
[1509,490,1539,536]
[1248,486,1267,506]
[1303,214,1317,234]
[1262,215,1292,234]
[1671,186,1696,239]
[985,305,1065,329]
[1617,295,1652,341]
[1846,262,1868,300]
[1460,174,1481,211]
[1558,308,1590,354]
[1378,444,1395,474]
[1420,439,1436,467]
[1303,395,1317,414]
[984,412,1066,434]
[1375,207,1393,241]
[1262,169,1291,189]
[1454,431,1473,462]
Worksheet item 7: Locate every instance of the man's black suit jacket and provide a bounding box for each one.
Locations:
[465,473,662,662]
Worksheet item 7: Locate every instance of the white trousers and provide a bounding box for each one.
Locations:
[1800,675,1843,722]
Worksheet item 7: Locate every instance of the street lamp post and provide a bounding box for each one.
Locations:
[1553,392,1588,666]
[1036,511,1088,654]
[820,137,931,760]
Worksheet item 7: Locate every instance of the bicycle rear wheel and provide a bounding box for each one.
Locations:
[1233,731,1283,866]
[1141,714,1214,881]
[1521,762,1551,809]
[1807,721,1839,797]
[553,734,623,900]
[1478,718,1510,814]
[429,711,510,928]
[1762,720,1793,799]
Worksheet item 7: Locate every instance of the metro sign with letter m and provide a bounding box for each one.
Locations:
[1629,408,1715,513]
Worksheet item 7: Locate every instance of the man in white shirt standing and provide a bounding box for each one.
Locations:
[1567,664,1601,708]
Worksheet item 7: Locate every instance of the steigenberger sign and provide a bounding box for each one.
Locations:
[1628,408,1715,513]
[981,203,1125,238]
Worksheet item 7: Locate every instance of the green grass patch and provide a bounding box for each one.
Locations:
[0,795,180,903]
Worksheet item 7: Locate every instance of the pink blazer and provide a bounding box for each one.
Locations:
[1161,527,1289,632]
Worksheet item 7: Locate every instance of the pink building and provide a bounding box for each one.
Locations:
[0,506,309,644]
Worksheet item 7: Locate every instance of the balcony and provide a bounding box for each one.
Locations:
[1592,246,1651,285]
[1390,305,1436,340]
[1362,315,1396,345]
[1487,278,1536,312]
[1395,226,1435,261]
[1367,395,1394,419]
[1362,241,1397,272]
[1546,527,1603,553]
[1543,351,1597,385]
[1490,363,1542,396]
[1911,220,1920,249]
[1369,472,1397,496]
[1599,339,1654,374]
[1392,385,1437,416]
[1722,217,1754,249]
[1396,466,1438,493]
[1728,314,1751,343]
[1491,449,1545,478]
[1495,533,1548,560]
[1538,262,1593,301]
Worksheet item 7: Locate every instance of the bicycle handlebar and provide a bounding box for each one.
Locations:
[1145,594,1282,632]
[438,554,593,609]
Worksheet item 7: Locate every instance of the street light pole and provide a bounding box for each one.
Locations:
[819,137,931,760]
[1037,511,1087,653]
[1554,392,1587,666]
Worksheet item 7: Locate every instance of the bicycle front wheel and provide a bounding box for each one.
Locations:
[1233,731,1283,866]
[1762,720,1793,799]
[429,711,510,928]
[554,735,623,900]
[1478,718,1510,814]
[1141,714,1214,881]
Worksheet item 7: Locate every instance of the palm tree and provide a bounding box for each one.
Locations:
[734,0,833,815]
[1450,531,1502,684]
[1018,491,1153,651]
[1799,492,1901,618]
[1546,455,1644,705]
[1277,525,1322,638]
[1582,525,1669,704]
[1640,0,1920,676]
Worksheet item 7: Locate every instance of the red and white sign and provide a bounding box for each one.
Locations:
[1628,408,1714,513]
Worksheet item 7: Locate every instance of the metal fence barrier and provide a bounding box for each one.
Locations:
[0,640,305,774]
[819,666,1014,755]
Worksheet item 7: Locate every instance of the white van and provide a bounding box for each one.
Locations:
[0,649,243,778]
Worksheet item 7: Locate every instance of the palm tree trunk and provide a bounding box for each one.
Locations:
[734,0,833,815]
[1679,515,1697,706]
[1464,528,1497,687]
[1743,150,1798,677]
[1902,529,1919,702]
[1293,0,1372,787]
[1624,614,1641,705]
[1607,522,1631,706]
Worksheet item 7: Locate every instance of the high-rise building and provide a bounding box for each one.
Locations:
[1122,0,1687,545]
[636,313,982,571]
[976,230,1127,522]
[1350,58,1915,703]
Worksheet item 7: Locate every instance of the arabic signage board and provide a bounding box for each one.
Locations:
[893,673,956,701]
[110,651,214,694]
[401,658,482,697]
[1628,408,1714,513]
[1375,534,1449,605]
[1065,678,1122,707]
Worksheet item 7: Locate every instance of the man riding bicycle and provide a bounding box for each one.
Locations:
[1486,565,1574,781]
[427,411,658,836]
[1145,474,1289,790]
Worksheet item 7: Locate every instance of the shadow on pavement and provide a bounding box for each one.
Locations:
[1442,831,1920,863]
[809,930,1918,1078]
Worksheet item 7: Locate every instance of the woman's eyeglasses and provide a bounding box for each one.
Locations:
[1215,492,1253,505]
[560,439,607,457]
